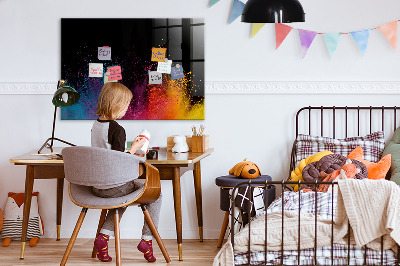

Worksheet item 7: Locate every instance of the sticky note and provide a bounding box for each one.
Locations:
[151,47,167,62]
[104,71,117,83]
[148,71,162,85]
[171,64,184,80]
[89,63,103,77]
[98,46,111,60]
[107,66,122,81]
[157,60,172,74]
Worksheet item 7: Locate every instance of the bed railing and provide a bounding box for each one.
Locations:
[289,106,400,185]
[230,180,400,266]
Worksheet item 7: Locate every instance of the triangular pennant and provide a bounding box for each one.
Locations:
[275,23,293,49]
[209,0,220,7]
[323,33,341,58]
[351,29,370,55]
[298,29,317,58]
[378,21,397,50]
[251,23,266,38]
[229,0,245,24]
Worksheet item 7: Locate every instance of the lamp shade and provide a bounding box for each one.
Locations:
[241,0,305,23]
[52,83,80,107]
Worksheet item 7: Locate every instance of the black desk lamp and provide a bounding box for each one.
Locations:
[241,0,305,23]
[38,80,80,154]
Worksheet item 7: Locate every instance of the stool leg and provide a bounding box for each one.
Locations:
[114,209,121,266]
[217,211,230,248]
[92,209,107,258]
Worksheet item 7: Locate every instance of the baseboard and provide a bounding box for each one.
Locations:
[1,81,400,94]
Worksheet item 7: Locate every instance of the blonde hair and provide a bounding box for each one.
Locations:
[95,82,133,120]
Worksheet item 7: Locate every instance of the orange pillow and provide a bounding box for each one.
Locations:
[347,146,391,180]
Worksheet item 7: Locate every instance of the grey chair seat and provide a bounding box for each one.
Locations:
[69,180,145,208]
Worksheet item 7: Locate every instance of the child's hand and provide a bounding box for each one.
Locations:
[128,137,147,155]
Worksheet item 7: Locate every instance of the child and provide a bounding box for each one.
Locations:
[91,82,162,263]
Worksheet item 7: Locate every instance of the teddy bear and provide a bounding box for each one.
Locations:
[1,192,44,247]
[229,159,261,179]
[172,135,189,153]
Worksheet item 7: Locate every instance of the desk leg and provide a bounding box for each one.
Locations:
[56,178,64,241]
[172,167,183,261]
[193,161,203,242]
[20,165,35,259]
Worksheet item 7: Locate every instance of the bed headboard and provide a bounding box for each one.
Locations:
[290,106,400,179]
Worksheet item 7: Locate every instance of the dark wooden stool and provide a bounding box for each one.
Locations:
[215,175,275,248]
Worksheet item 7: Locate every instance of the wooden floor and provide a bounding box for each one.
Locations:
[0,239,221,265]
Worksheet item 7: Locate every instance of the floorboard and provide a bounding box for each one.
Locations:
[0,239,222,265]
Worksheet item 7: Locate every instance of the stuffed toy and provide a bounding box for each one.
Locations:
[0,208,3,232]
[172,135,189,153]
[348,146,391,180]
[289,150,333,191]
[229,159,261,179]
[1,192,44,247]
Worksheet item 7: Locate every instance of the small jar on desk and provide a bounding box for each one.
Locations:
[215,175,275,248]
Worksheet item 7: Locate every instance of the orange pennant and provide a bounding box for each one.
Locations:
[378,21,398,50]
[275,24,293,49]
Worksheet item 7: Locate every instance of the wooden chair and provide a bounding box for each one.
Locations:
[60,146,171,265]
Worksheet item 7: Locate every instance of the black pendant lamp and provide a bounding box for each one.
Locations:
[242,0,305,23]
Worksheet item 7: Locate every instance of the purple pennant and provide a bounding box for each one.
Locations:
[298,29,317,58]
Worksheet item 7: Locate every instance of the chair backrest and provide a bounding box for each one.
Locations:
[62,146,145,187]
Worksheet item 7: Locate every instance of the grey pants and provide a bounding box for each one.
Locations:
[92,180,162,240]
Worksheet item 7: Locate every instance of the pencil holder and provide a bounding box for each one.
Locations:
[191,135,209,153]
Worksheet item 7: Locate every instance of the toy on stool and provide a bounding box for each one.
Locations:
[229,159,261,179]
[1,192,44,247]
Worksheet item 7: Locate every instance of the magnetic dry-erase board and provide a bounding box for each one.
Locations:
[61,18,204,120]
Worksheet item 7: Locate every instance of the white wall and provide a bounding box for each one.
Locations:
[1,0,400,240]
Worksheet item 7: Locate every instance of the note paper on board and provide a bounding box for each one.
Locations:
[149,71,162,84]
[151,48,167,62]
[89,63,103,77]
[157,60,172,74]
[98,47,111,60]
[104,71,117,83]
[171,64,184,80]
[107,66,122,81]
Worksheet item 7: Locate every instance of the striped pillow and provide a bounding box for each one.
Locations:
[294,131,385,166]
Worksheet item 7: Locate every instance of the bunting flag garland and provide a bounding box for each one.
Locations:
[229,0,245,24]
[208,3,400,58]
[275,23,293,49]
[323,33,341,58]
[378,21,398,50]
[251,23,266,38]
[298,29,317,58]
[351,29,370,55]
[209,0,220,7]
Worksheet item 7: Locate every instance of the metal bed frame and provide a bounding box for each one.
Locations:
[230,106,400,266]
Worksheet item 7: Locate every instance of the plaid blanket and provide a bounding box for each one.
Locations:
[235,244,397,265]
[234,191,397,265]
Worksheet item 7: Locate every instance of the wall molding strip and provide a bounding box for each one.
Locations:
[1,81,400,95]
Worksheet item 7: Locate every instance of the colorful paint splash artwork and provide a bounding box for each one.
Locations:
[61,18,204,120]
